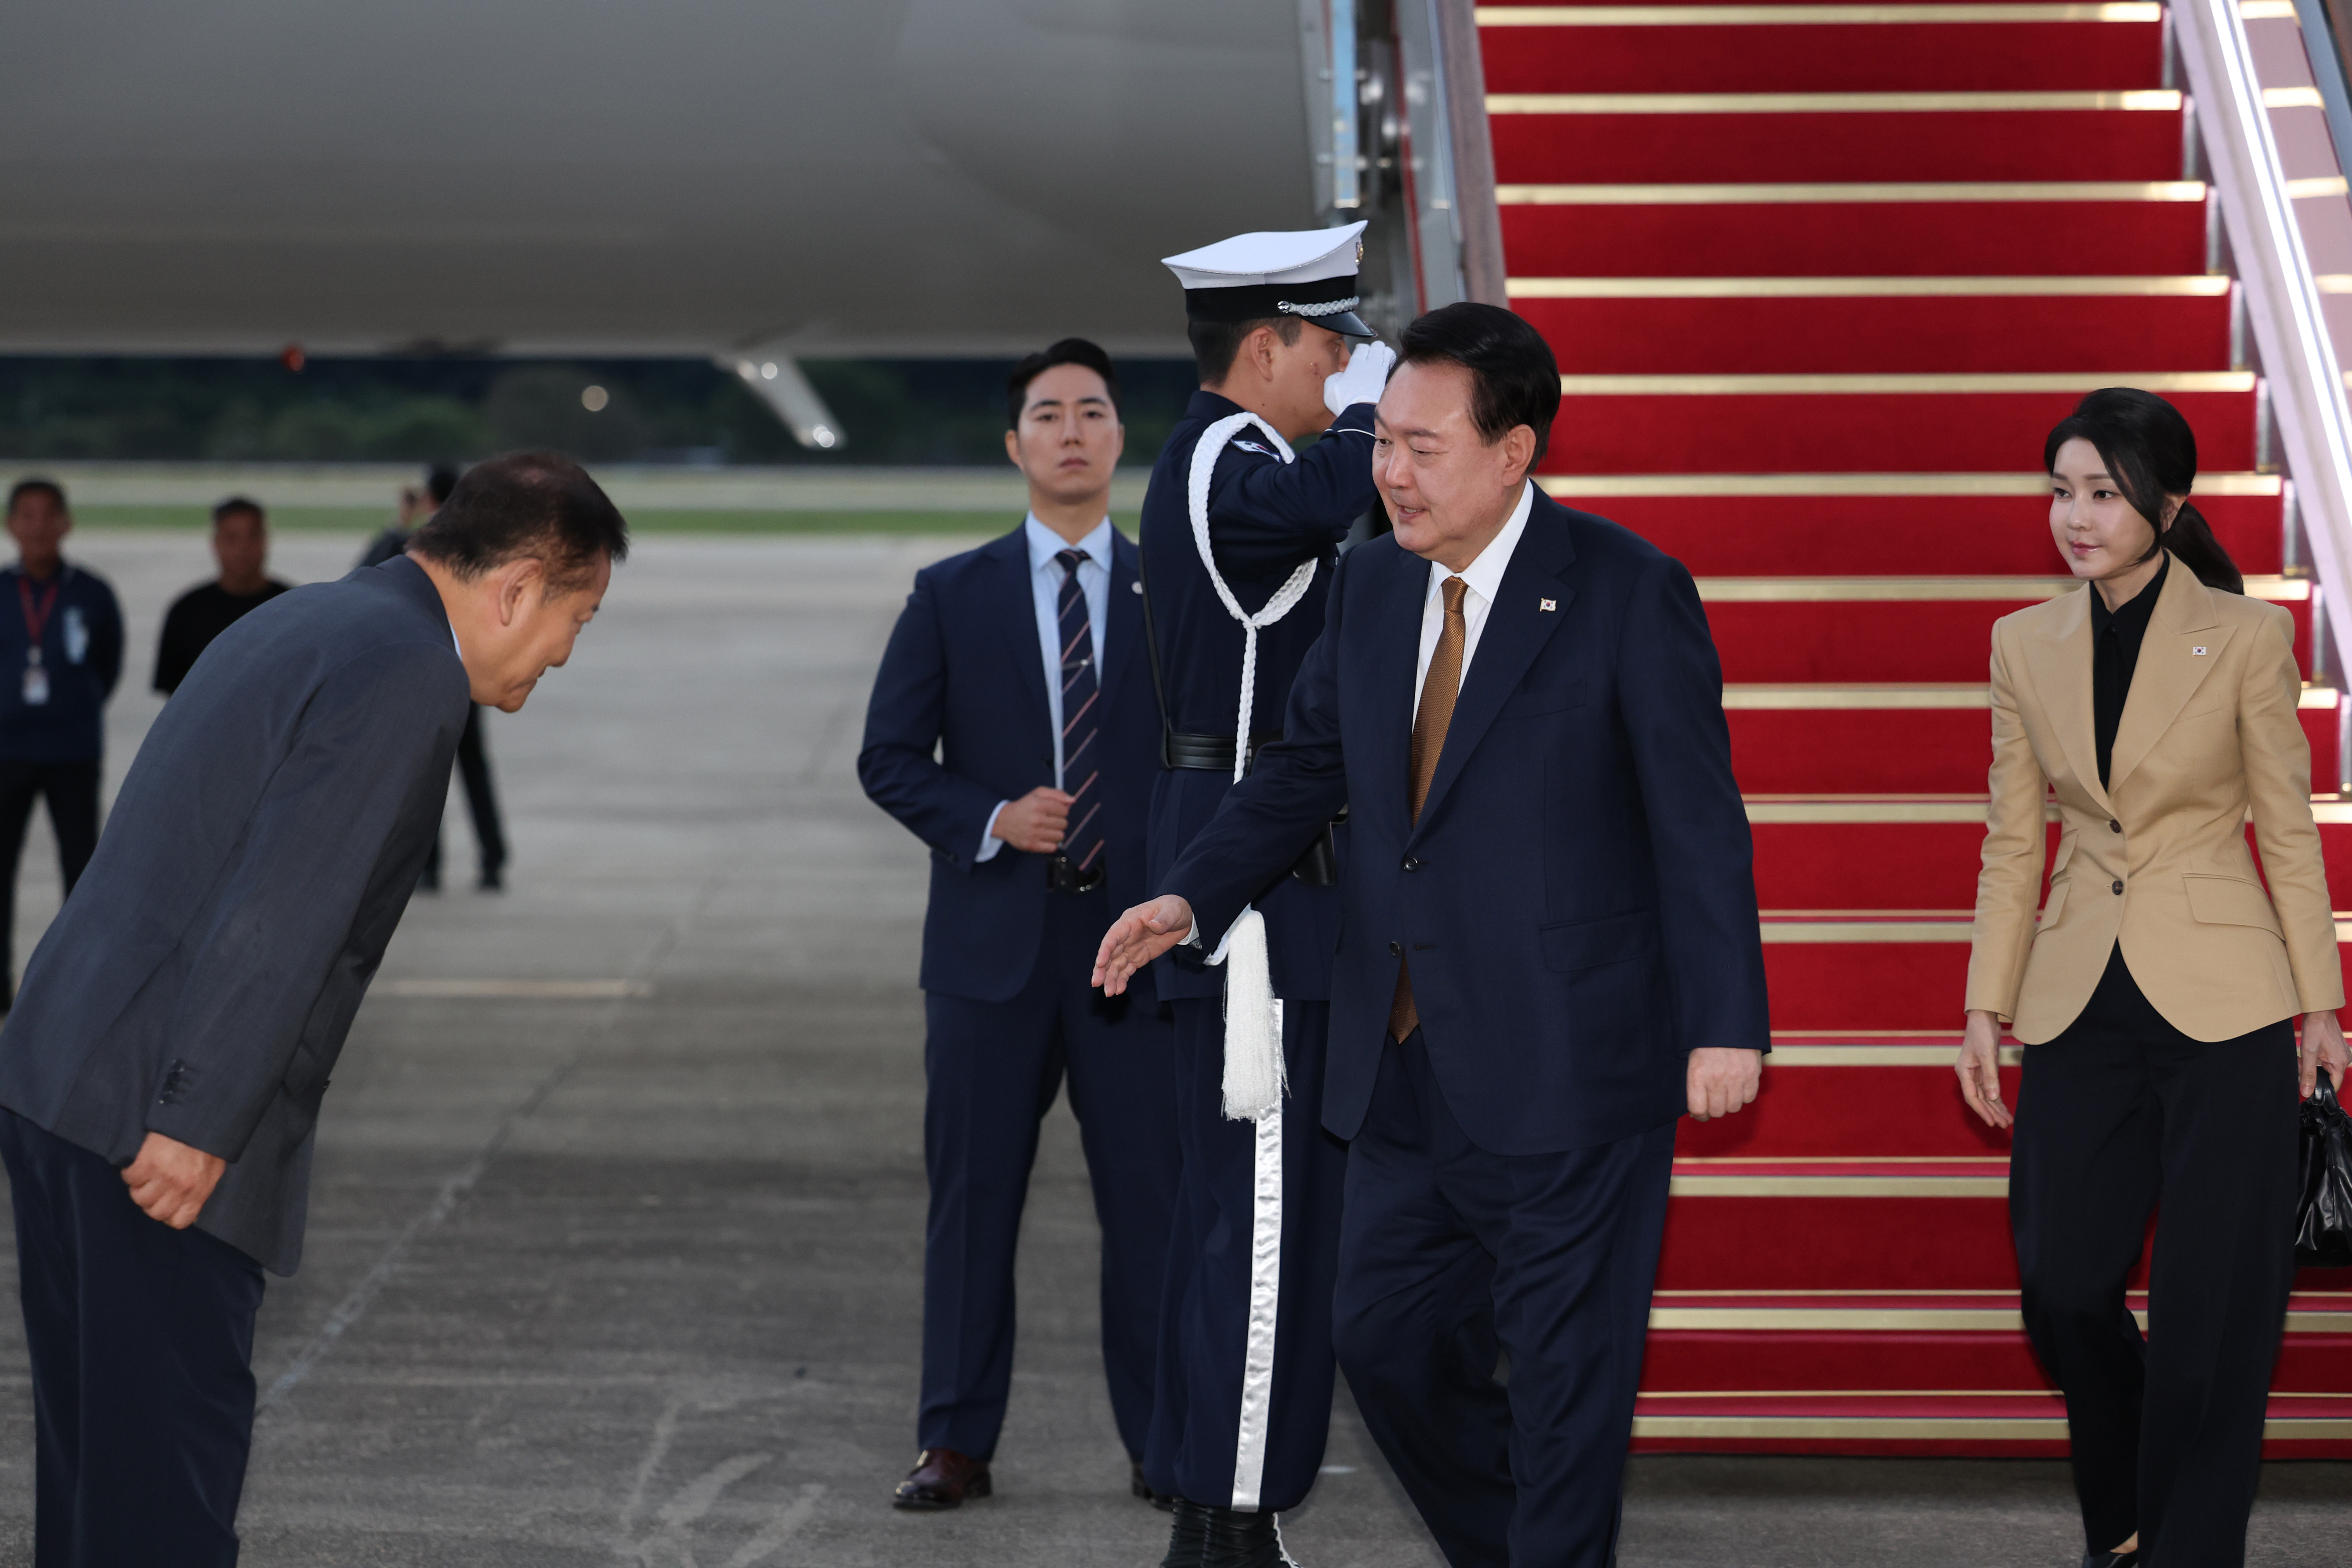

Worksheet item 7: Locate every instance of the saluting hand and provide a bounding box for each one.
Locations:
[1093,895,1195,996]
[2300,1010,2349,1099]
[994,786,1073,855]
[1956,1009,2013,1131]
[1687,1047,1763,1122]
[122,1131,227,1229]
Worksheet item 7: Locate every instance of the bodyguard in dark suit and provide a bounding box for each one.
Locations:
[0,452,625,1566]
[858,341,1180,1511]
[1100,305,1769,1568]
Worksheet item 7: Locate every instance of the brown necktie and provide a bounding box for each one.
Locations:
[1389,576,1468,1041]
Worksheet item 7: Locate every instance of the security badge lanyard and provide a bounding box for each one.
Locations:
[18,575,57,707]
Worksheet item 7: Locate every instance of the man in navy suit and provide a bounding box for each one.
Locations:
[1098,304,1768,1567]
[0,452,624,1566]
[858,339,1180,1512]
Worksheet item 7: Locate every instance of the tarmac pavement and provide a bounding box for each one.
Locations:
[0,530,2337,1566]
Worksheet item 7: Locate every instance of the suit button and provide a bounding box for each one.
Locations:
[1402,856,1421,871]
[1388,940,1402,957]
[2109,820,2121,833]
[2111,879,2124,895]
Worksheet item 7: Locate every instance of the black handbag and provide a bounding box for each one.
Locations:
[2294,1074,2352,1269]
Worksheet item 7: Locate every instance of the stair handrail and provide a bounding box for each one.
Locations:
[2174,0,2352,621]
[1431,0,1507,307]
[2288,0,2352,192]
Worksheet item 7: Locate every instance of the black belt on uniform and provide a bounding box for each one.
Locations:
[1163,729,1284,773]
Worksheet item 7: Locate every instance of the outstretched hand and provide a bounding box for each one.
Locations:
[1687,1047,1762,1121]
[1093,895,1196,996]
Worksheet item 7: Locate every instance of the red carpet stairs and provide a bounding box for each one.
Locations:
[1476,0,2352,1454]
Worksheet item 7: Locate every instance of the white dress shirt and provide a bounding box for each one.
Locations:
[1412,480,1534,719]
[979,515,1114,860]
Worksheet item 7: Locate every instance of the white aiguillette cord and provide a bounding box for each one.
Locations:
[1187,411,1316,1123]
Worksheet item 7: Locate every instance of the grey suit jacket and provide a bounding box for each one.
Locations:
[0,555,470,1274]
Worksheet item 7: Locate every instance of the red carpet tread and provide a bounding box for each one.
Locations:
[1502,198,2207,277]
[1518,292,2227,374]
[1490,109,2185,185]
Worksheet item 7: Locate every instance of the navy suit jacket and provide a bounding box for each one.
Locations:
[859,524,1161,1003]
[1138,389,1379,1002]
[0,557,469,1273]
[1164,493,1769,1154]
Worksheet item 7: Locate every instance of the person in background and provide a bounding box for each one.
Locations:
[0,478,123,1013]
[362,465,509,891]
[857,339,1180,1512]
[152,497,291,696]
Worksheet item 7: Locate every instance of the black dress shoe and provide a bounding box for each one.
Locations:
[1133,1460,1176,1510]
[1160,1499,1210,1567]
[1201,1505,1300,1568]
[891,1448,991,1510]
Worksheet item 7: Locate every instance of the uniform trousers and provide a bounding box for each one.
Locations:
[0,1111,265,1568]
[919,883,1180,1460]
[423,705,505,886]
[1334,1030,1677,1568]
[0,759,100,1008]
[2011,945,2300,1568]
[1143,994,1345,1514]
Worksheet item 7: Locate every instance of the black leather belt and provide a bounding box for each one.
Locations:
[1164,729,1284,773]
[1046,853,1106,894]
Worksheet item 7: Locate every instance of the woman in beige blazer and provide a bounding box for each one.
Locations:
[1958,389,2348,1568]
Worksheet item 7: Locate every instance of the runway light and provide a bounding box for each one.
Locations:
[581,384,610,412]
[811,425,837,448]
[760,361,779,380]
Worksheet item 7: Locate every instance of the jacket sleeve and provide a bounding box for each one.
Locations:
[1964,624,2048,1022]
[2240,603,2344,1013]
[143,643,465,1161]
[856,568,1005,873]
[1164,548,1355,947]
[1616,552,1771,1055]
[1201,406,1381,583]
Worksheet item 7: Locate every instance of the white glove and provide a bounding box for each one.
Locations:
[1322,340,1396,416]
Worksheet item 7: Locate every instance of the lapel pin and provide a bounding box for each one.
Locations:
[2193,646,2207,656]
[1539,598,1557,612]
[1131,581,1143,595]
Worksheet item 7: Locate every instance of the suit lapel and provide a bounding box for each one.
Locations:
[2025,584,2109,815]
[2106,556,2230,796]
[1412,506,1576,836]
[1104,529,1142,701]
[987,529,1052,733]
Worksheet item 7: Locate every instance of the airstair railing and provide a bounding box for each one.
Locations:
[2288,0,2352,179]
[2176,0,2352,694]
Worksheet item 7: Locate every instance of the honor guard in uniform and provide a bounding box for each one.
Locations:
[1131,225,1396,1567]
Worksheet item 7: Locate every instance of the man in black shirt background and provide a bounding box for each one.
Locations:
[152,497,290,697]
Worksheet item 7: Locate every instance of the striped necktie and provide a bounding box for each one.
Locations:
[1056,549,1105,877]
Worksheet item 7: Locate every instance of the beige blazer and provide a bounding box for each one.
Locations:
[1964,554,2343,1042]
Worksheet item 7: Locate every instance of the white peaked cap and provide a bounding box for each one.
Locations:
[1160,221,1370,289]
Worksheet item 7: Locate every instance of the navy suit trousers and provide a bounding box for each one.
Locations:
[0,1111,264,1567]
[919,885,1179,1461]
[1144,996,1345,1513]
[1334,1033,1675,1568]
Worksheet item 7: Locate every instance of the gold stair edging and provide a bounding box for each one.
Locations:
[1557,371,2252,394]
[1719,681,2339,708]
[1512,274,2231,298]
[1694,573,2306,601]
[1499,180,2206,204]
[1670,1174,2009,1196]
[1649,1305,2352,1331]
[1537,472,2279,497]
[1477,4,2162,24]
[1630,1415,2348,1439]
[1490,89,2179,113]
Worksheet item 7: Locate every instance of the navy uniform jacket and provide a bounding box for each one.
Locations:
[1164,493,1771,1154]
[0,557,469,1273]
[1140,389,1379,1002]
[0,563,123,762]
[860,525,1162,1002]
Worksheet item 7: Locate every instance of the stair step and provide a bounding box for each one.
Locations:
[1541,385,2255,475]
[1492,105,2183,183]
[1721,685,2341,794]
[1523,290,2227,374]
[1641,1319,2352,1390]
[1480,6,2160,96]
[1501,190,2207,275]
[1627,1390,2352,1454]
[1535,477,2286,577]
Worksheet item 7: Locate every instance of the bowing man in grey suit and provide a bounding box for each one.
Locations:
[0,450,626,1566]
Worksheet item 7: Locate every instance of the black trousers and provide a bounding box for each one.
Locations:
[2011,946,2299,1568]
[0,1111,266,1568]
[918,885,1180,1461]
[1334,1030,1676,1568]
[424,704,505,884]
[0,759,100,1007]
